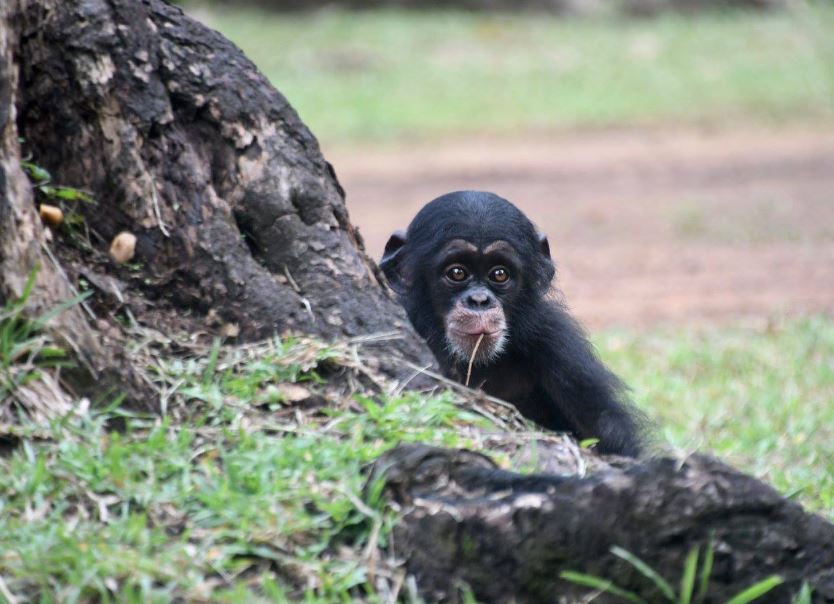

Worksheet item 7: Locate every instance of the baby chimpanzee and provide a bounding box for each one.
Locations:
[380,191,644,456]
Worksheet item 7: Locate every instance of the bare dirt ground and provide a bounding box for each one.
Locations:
[328,125,834,328]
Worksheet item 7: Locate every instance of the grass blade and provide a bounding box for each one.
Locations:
[32,290,92,329]
[611,546,676,601]
[791,583,813,604]
[203,337,222,384]
[679,545,699,604]
[560,571,649,604]
[695,538,715,604]
[725,576,784,604]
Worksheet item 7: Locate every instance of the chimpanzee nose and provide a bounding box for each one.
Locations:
[465,290,495,309]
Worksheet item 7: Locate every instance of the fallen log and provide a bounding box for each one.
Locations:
[371,443,834,603]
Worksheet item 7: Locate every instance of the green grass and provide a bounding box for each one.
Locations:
[562,543,789,604]
[598,315,834,516]
[193,3,834,142]
[1,317,833,601]
[0,337,491,602]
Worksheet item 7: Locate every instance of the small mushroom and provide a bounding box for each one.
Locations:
[221,323,240,339]
[110,231,137,264]
[276,383,312,403]
[39,204,64,227]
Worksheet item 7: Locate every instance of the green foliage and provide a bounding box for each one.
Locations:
[611,545,678,601]
[0,269,88,403]
[21,157,97,250]
[561,543,785,604]
[2,312,832,600]
[560,571,648,604]
[21,161,94,205]
[792,583,814,604]
[201,4,834,142]
[723,577,786,604]
[0,335,488,601]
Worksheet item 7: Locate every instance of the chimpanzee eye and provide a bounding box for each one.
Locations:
[489,267,510,283]
[445,265,468,282]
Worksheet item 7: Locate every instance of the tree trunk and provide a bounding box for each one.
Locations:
[2,0,153,410]
[371,443,834,603]
[2,0,432,410]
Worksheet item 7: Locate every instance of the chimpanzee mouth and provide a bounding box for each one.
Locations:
[449,328,504,337]
[445,328,507,364]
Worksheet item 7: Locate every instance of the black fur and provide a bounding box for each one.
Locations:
[381,191,644,456]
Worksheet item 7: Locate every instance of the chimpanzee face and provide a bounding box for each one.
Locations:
[427,238,523,364]
[380,190,553,366]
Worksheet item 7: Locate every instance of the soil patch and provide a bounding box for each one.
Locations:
[329,125,834,327]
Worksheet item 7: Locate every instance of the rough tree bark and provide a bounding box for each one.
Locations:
[1,0,152,408]
[2,0,432,408]
[371,443,834,603]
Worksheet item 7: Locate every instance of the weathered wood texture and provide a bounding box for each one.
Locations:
[2,0,153,407]
[4,0,431,405]
[372,443,834,603]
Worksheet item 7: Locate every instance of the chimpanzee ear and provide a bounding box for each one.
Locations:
[535,232,556,289]
[538,232,551,258]
[380,230,410,295]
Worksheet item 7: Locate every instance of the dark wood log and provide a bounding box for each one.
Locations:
[370,443,834,603]
[2,0,432,409]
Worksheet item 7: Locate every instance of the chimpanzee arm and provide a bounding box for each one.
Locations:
[530,302,645,456]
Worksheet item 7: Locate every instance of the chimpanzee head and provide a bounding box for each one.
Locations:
[380,191,554,365]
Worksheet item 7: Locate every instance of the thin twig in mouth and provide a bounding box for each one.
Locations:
[464,333,485,388]
[450,328,501,337]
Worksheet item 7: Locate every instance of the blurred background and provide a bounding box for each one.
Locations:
[182,0,834,503]
[183,0,834,329]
